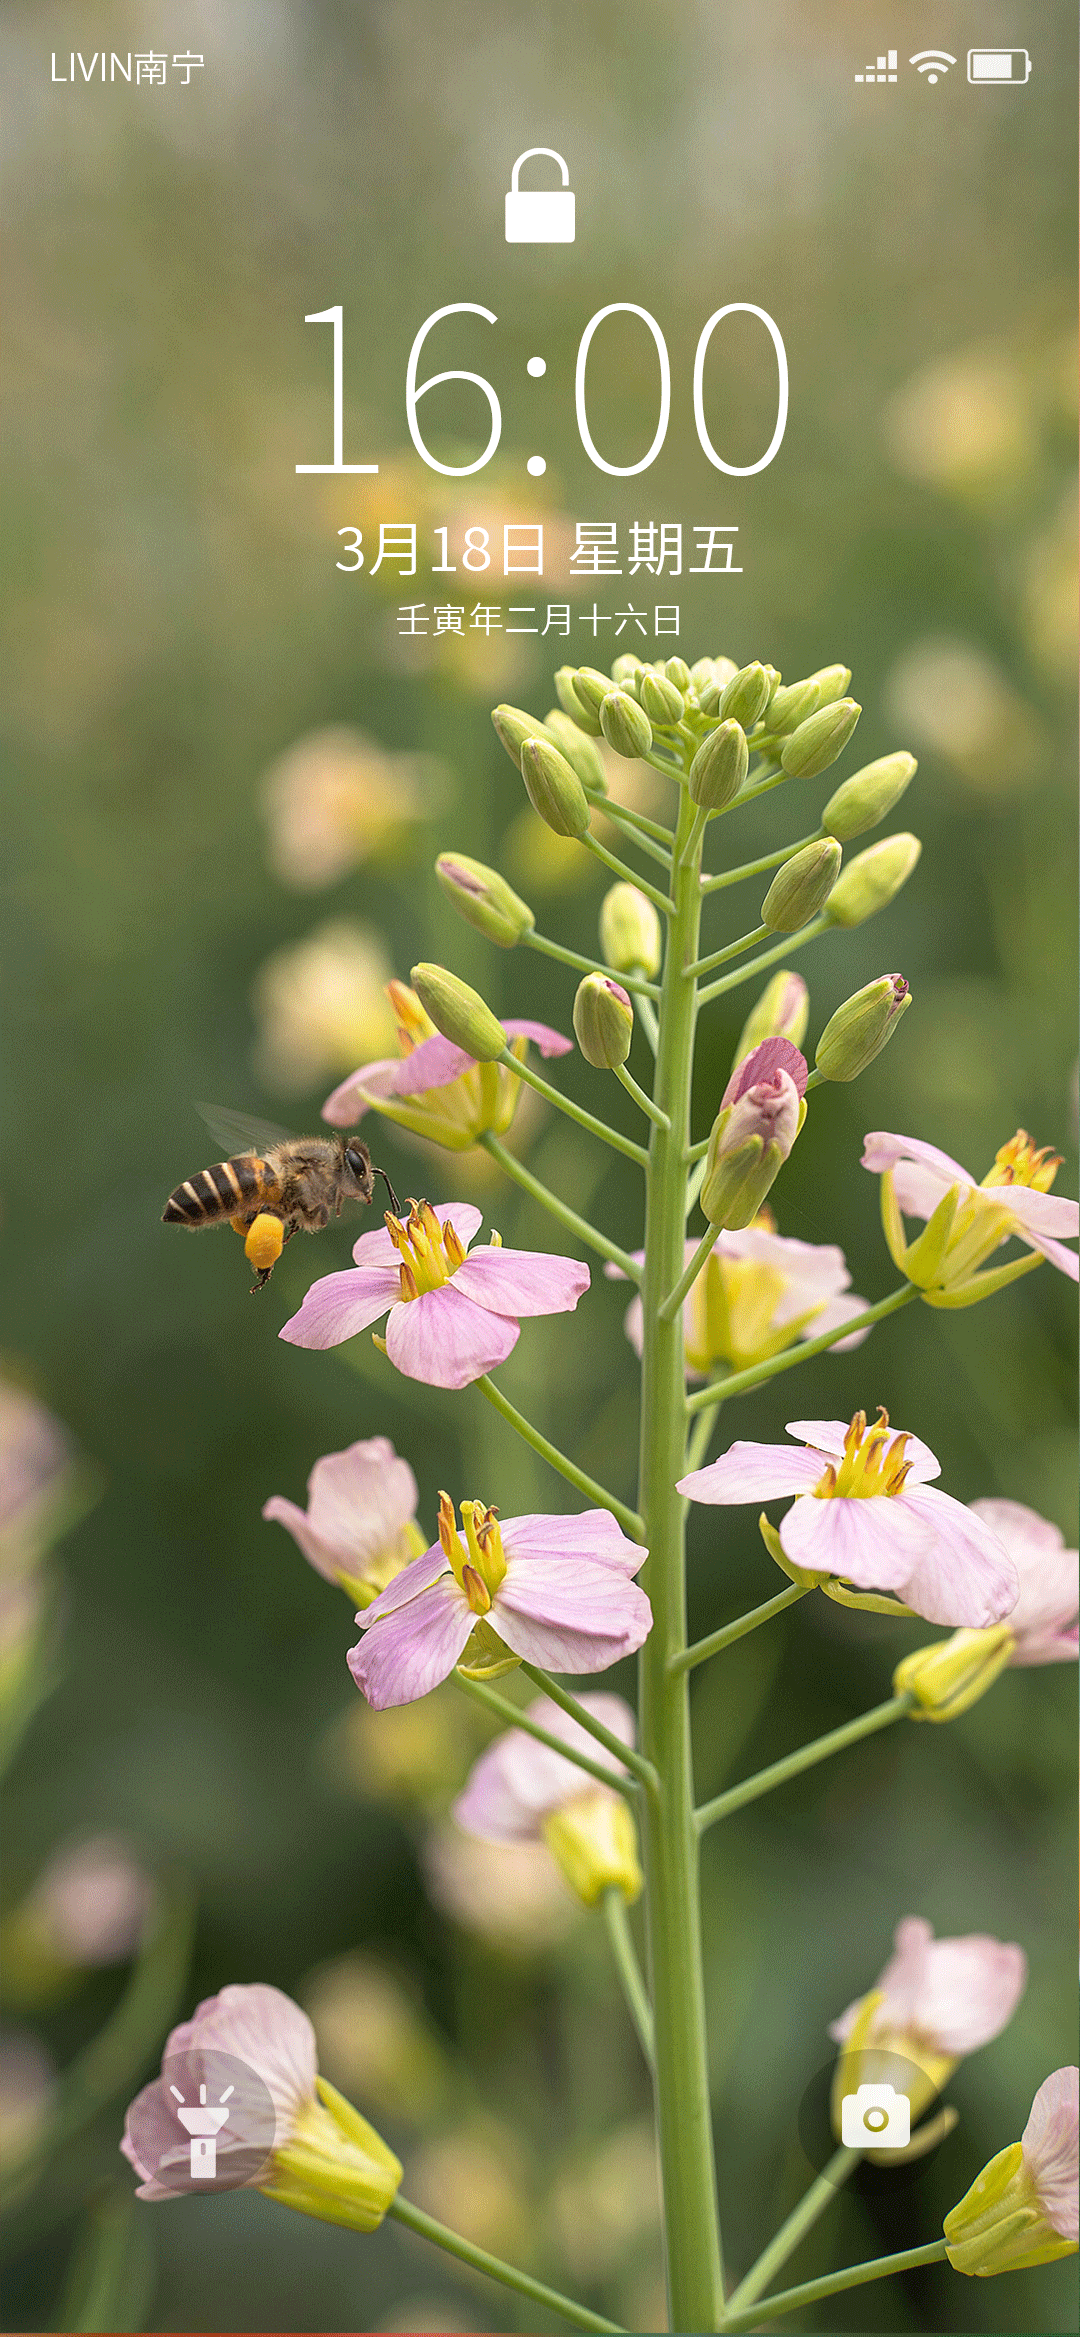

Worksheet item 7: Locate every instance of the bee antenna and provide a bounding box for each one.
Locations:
[372,1166,401,1216]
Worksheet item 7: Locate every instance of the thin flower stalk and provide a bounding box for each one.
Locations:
[386,2195,625,2334]
[603,1887,655,2068]
[475,1374,645,1542]
[685,1284,918,1412]
[517,1661,658,1788]
[499,1050,650,1166]
[672,1583,810,1676]
[614,1061,671,1130]
[452,1671,640,1801]
[698,914,831,1004]
[526,931,660,999]
[723,2144,860,2315]
[718,2239,950,2331]
[480,1132,643,1282]
[701,830,824,894]
[687,925,769,982]
[696,1693,914,1833]
[580,831,675,914]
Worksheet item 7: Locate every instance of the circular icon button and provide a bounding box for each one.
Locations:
[126,2047,277,2195]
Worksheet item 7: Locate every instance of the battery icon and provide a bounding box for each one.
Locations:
[967,48,1031,82]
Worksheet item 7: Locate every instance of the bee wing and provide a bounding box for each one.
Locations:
[195,1102,297,1156]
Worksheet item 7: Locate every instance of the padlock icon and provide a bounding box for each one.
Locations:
[505,149,575,244]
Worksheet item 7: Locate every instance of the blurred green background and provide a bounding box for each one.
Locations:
[2,1,1076,2330]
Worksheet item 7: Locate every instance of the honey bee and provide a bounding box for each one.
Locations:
[163,1106,400,1288]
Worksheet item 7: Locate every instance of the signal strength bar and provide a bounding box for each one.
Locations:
[855,50,897,82]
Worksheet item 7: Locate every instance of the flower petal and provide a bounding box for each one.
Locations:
[1023,1227,1080,1279]
[494,1556,652,1670]
[452,1245,590,1318]
[722,1038,808,1108]
[501,1510,646,1574]
[385,1285,519,1388]
[263,1438,417,1580]
[784,1420,941,1482]
[453,1692,635,1842]
[861,1131,971,1189]
[504,1020,574,1059]
[1023,2068,1080,2239]
[896,1486,1019,1627]
[279,1266,398,1350]
[779,1493,928,1594]
[165,1983,315,2132]
[347,1578,474,1708]
[678,1441,825,1505]
[877,1918,1027,2055]
[803,1292,873,1351]
[356,1543,451,1618]
[996,1186,1079,1239]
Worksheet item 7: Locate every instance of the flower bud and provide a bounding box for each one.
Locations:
[572,666,620,714]
[599,883,662,979]
[435,854,535,949]
[781,698,862,778]
[639,670,685,725]
[611,653,644,687]
[491,704,554,771]
[552,667,602,735]
[600,689,653,760]
[573,974,634,1069]
[541,710,609,793]
[701,1049,805,1228]
[827,833,921,927]
[761,838,842,933]
[802,663,852,708]
[763,677,821,733]
[719,662,772,731]
[541,1791,643,1907]
[733,970,810,1065]
[689,656,717,688]
[815,974,911,1082]
[696,677,724,715]
[261,2075,403,2232]
[688,720,749,811]
[823,753,917,841]
[409,964,507,1062]
[894,1626,1015,1723]
[519,736,591,839]
[664,656,691,690]
[943,2070,1079,2276]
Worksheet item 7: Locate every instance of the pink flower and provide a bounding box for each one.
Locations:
[322,978,570,1152]
[863,1128,1079,1284]
[1017,2069,1079,2244]
[830,1917,1027,2059]
[608,1222,869,1379]
[348,1500,651,1710]
[453,1692,642,1906]
[678,1410,1018,1627]
[967,1499,1079,1665]
[280,1201,589,1390]
[122,1982,401,2227]
[945,2067,1079,2275]
[263,1436,423,1606]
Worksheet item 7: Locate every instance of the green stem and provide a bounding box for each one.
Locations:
[581,831,675,916]
[719,2239,949,2330]
[672,1584,810,1676]
[499,1051,649,1166]
[453,1670,640,1800]
[695,1694,912,1833]
[701,830,824,895]
[614,1061,670,1130]
[636,783,726,2328]
[687,1134,711,1164]
[386,2196,624,2334]
[593,801,674,869]
[698,915,830,1004]
[682,1395,722,1478]
[722,765,788,814]
[603,1888,655,2068]
[723,2145,859,2315]
[587,789,674,849]
[637,997,660,1054]
[642,747,686,784]
[658,1223,716,1322]
[678,804,710,869]
[480,1132,642,1281]
[527,930,660,999]
[475,1373,645,1542]
[685,1284,918,1412]
[518,1661,658,1787]
[685,1155,709,1217]
[687,925,769,981]
[804,1066,825,1090]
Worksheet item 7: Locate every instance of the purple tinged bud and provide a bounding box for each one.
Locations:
[701,1038,808,1227]
[435,854,535,948]
[573,973,634,1068]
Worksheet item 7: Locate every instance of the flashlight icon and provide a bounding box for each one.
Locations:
[967,49,1032,83]
[170,2081,234,2179]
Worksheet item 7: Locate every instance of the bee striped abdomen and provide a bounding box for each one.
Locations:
[163,1155,265,1226]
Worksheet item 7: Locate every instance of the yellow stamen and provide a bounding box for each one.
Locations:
[461,1564,491,1615]
[436,1494,508,1599]
[981,1129,1062,1193]
[398,1260,418,1302]
[814,1406,913,1500]
[384,1200,471,1301]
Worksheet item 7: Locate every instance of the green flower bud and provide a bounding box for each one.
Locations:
[815,974,911,1081]
[761,838,842,932]
[552,667,602,735]
[826,833,921,927]
[733,970,810,1064]
[822,752,918,842]
[611,653,644,687]
[542,709,609,793]
[762,664,782,705]
[893,1625,1014,1723]
[763,677,821,733]
[600,689,653,760]
[599,882,662,978]
[639,670,685,725]
[719,661,771,731]
[696,677,724,715]
[435,854,535,949]
[689,656,718,688]
[802,663,852,708]
[688,719,749,811]
[410,964,507,1061]
[664,656,692,690]
[781,699,862,778]
[542,1791,643,1907]
[573,973,634,1069]
[519,736,592,839]
[571,666,619,714]
[491,704,554,771]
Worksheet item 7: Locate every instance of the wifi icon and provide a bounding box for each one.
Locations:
[910,49,957,83]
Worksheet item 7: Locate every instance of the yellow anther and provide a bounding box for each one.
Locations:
[385,1213,408,1251]
[461,1564,491,1615]
[815,1407,911,1500]
[443,1221,467,1268]
[437,1491,461,1563]
[982,1129,1063,1193]
[398,1260,418,1303]
[418,1201,442,1243]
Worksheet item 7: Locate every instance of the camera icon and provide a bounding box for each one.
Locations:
[840,2081,911,2148]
